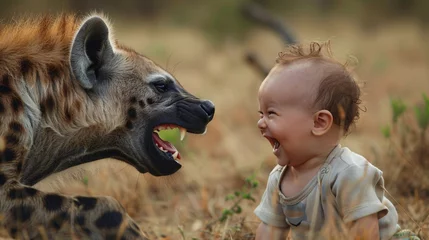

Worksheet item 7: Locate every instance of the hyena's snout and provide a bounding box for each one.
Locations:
[174,98,215,135]
[200,100,215,122]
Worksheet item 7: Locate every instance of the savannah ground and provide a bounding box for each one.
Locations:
[2,2,429,239]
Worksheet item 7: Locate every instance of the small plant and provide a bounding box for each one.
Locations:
[414,94,429,131]
[380,93,429,195]
[202,174,259,239]
[177,225,186,240]
[219,174,259,222]
[378,93,429,238]
[199,174,259,239]
[381,124,391,139]
[390,97,407,124]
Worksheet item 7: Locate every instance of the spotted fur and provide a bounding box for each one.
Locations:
[0,13,215,239]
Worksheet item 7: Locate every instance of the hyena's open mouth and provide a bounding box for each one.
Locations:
[142,99,215,176]
[152,124,185,161]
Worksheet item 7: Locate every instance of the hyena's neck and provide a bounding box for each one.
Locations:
[0,14,123,138]
[17,66,123,137]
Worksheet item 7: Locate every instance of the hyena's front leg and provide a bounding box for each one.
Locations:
[71,195,146,240]
[0,181,146,239]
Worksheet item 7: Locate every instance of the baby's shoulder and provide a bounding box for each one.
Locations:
[329,147,383,182]
[331,147,379,170]
[269,165,284,175]
[266,165,285,182]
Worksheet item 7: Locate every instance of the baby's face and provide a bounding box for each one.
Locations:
[257,62,320,166]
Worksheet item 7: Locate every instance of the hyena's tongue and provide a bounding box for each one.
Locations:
[152,132,181,160]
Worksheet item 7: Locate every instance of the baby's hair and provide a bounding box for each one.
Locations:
[276,41,362,134]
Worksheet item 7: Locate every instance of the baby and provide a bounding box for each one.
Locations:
[254,41,417,240]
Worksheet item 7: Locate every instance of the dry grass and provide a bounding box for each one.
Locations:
[3,16,429,239]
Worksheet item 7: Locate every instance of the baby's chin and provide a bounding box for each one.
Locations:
[276,160,289,166]
[274,150,289,166]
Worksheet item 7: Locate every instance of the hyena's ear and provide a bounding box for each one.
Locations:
[70,16,114,89]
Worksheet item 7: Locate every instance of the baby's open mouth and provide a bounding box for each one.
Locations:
[265,136,280,152]
[273,140,280,151]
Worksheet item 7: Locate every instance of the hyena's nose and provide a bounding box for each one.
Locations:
[200,100,215,121]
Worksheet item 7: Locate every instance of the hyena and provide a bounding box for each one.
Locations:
[0,13,215,239]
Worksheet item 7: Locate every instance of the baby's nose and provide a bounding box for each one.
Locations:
[257,118,266,129]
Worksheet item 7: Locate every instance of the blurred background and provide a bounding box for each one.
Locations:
[1,0,429,239]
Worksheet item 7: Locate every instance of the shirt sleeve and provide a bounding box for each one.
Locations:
[254,166,289,228]
[331,163,388,223]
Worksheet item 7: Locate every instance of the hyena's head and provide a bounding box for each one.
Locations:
[61,16,213,178]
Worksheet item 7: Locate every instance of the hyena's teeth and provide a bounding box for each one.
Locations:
[172,151,179,159]
[180,128,186,141]
[159,147,168,153]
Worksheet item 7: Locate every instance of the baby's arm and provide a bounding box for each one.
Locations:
[254,166,289,239]
[331,164,388,239]
[348,213,380,239]
[256,222,289,240]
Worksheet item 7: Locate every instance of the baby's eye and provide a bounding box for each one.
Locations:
[268,111,276,115]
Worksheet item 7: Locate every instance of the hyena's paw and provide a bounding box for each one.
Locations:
[72,195,147,240]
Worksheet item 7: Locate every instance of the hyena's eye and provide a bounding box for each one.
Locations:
[153,82,169,93]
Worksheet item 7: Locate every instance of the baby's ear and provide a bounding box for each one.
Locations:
[312,110,333,136]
